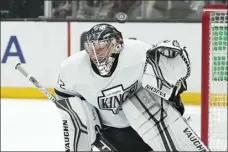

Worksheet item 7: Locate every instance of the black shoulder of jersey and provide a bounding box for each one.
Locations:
[54,89,85,100]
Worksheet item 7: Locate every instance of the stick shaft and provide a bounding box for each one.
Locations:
[15,63,57,103]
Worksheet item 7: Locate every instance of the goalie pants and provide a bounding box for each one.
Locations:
[101,125,152,152]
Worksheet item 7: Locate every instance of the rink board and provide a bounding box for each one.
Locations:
[1,22,227,106]
[2,87,227,106]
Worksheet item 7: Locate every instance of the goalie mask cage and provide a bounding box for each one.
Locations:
[201,4,227,151]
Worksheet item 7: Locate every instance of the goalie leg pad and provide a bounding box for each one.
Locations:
[122,88,210,151]
[56,97,102,151]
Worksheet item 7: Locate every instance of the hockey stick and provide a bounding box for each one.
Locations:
[15,63,57,103]
[15,63,117,152]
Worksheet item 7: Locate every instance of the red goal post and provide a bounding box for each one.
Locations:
[201,4,227,151]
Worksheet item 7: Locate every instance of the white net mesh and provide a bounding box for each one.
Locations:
[208,10,227,151]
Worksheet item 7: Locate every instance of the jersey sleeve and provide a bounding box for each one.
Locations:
[54,62,83,100]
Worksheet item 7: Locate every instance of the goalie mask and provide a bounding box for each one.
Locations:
[84,24,124,76]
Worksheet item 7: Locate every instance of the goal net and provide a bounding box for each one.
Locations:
[201,4,227,151]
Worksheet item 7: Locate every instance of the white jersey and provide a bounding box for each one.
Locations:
[55,39,152,128]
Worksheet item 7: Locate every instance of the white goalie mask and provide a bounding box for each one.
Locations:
[84,24,124,76]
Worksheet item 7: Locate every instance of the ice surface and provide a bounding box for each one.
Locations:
[0,99,210,151]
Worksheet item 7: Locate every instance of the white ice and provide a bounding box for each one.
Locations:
[1,99,202,151]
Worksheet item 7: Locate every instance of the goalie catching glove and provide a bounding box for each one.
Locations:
[142,40,191,115]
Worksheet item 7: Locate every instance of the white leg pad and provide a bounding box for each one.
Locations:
[122,88,210,151]
[56,97,102,151]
